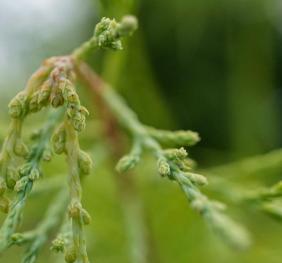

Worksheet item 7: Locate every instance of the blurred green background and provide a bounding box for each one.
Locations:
[1,0,282,262]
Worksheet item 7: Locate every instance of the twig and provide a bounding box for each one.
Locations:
[0,109,64,252]
[75,62,251,250]
[11,189,68,263]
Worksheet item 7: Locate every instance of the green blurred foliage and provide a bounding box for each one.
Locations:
[138,0,280,159]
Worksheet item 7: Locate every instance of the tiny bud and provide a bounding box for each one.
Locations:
[66,105,77,119]
[68,93,79,104]
[147,127,200,147]
[51,236,65,253]
[71,113,86,132]
[157,158,170,177]
[116,154,139,173]
[68,201,81,219]
[29,168,40,181]
[79,106,89,116]
[43,149,52,162]
[118,15,138,36]
[15,177,29,192]
[173,130,200,146]
[176,147,188,159]
[14,140,29,158]
[95,17,112,36]
[19,163,32,177]
[181,158,197,171]
[52,126,66,154]
[6,167,20,189]
[11,233,25,244]
[78,151,93,175]
[8,92,27,118]
[184,172,208,186]
[6,179,16,190]
[81,209,91,225]
[38,80,51,105]
[176,160,191,172]
[164,147,188,161]
[65,246,77,263]
[64,88,80,104]
[61,79,78,104]
[50,88,64,108]
[94,17,123,50]
[62,82,75,99]
[38,91,50,107]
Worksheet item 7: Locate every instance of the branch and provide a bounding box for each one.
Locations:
[11,189,68,263]
[74,62,251,250]
[0,109,64,252]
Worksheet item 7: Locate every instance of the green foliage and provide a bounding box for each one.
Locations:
[98,83,250,249]
[0,15,138,263]
[73,15,138,60]
[1,9,282,263]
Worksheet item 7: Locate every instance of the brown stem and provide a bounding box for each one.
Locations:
[74,61,124,156]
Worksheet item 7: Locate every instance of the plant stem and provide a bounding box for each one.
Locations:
[0,109,64,252]
[13,189,68,263]
[72,38,98,61]
[64,119,89,263]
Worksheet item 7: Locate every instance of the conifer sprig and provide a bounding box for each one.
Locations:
[11,189,68,263]
[1,12,270,262]
[75,63,251,250]
[60,117,92,263]
[0,14,138,262]
[0,109,64,252]
[73,15,138,60]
